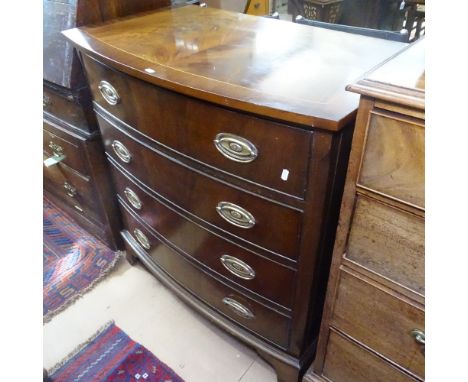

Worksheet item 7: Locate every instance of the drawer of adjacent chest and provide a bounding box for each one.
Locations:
[43,85,96,132]
[331,270,425,380]
[120,206,291,348]
[322,330,419,382]
[346,195,424,295]
[358,111,425,208]
[43,154,101,223]
[100,116,303,260]
[110,159,296,309]
[82,54,311,198]
[43,120,89,176]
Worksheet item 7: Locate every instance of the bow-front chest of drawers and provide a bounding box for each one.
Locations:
[64,5,406,381]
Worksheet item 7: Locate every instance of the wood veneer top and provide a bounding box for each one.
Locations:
[63,5,407,130]
[347,38,425,110]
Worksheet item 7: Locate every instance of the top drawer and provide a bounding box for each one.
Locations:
[358,110,425,209]
[81,54,312,199]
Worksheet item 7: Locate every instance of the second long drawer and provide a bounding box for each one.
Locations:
[99,113,303,259]
[110,157,297,309]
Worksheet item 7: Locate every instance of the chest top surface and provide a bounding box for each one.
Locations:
[63,5,406,130]
[347,38,425,110]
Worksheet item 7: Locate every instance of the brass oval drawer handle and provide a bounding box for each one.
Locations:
[133,228,151,250]
[43,95,51,108]
[222,297,255,319]
[63,182,77,198]
[49,141,64,157]
[98,80,120,106]
[124,187,142,210]
[214,133,258,163]
[111,140,132,163]
[220,255,256,280]
[411,329,425,345]
[216,202,256,229]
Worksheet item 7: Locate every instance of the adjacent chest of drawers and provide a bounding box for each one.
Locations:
[43,0,170,249]
[64,5,406,381]
[305,40,425,382]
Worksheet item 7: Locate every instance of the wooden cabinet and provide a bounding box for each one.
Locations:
[63,5,406,381]
[304,39,425,382]
[43,0,170,248]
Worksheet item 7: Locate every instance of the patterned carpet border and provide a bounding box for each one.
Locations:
[48,321,185,382]
[43,196,122,323]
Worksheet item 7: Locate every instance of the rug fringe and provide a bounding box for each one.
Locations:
[43,251,124,324]
[47,320,116,376]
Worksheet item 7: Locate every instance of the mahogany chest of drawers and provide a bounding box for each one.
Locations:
[304,39,425,382]
[43,0,170,249]
[64,5,406,380]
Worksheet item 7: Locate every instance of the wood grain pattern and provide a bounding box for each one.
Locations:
[322,330,419,382]
[63,5,406,130]
[331,270,424,380]
[82,54,312,199]
[346,195,425,295]
[99,114,304,259]
[308,40,425,382]
[358,111,425,208]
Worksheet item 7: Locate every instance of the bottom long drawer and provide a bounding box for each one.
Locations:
[120,202,291,348]
[322,329,419,382]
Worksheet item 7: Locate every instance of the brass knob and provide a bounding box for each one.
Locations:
[220,255,255,280]
[111,140,132,163]
[410,329,425,355]
[216,202,256,229]
[98,80,120,106]
[124,187,142,210]
[134,228,151,250]
[214,133,258,163]
[222,297,255,319]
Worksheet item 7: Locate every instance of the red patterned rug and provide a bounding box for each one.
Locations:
[43,196,121,323]
[48,322,184,382]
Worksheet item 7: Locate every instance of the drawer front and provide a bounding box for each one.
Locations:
[43,155,101,222]
[120,205,291,348]
[43,85,94,131]
[346,195,424,295]
[110,159,296,308]
[322,330,418,382]
[359,111,425,208]
[100,116,303,259]
[43,121,88,176]
[83,54,311,198]
[331,271,425,379]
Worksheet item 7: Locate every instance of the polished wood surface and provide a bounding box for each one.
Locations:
[98,114,303,259]
[308,40,425,382]
[347,38,425,110]
[358,111,425,208]
[347,195,425,295]
[110,158,297,309]
[82,54,312,199]
[63,5,406,131]
[120,202,291,348]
